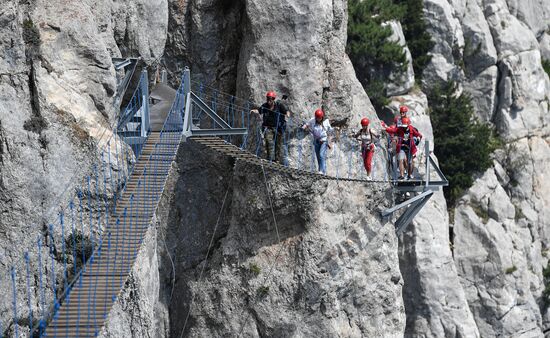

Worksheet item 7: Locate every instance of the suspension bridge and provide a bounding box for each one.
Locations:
[1,60,447,337]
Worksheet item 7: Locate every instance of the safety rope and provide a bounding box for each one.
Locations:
[235,163,284,337]
[179,181,232,338]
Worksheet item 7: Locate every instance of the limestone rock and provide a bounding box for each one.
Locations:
[463,66,498,122]
[540,32,550,60]
[421,0,465,85]
[161,142,405,337]
[236,0,374,125]
[383,20,415,97]
[505,0,550,37]
[453,136,550,337]
[458,0,498,75]
[495,51,550,140]
[389,93,479,337]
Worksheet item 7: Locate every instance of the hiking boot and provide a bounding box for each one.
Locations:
[366,176,372,181]
[398,176,405,180]
[407,174,414,180]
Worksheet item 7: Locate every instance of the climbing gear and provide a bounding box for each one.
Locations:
[400,106,408,114]
[361,117,370,126]
[314,109,324,119]
[266,91,276,99]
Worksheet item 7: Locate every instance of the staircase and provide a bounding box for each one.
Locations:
[43,131,181,337]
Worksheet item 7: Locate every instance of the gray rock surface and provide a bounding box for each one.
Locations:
[159,142,404,337]
[420,0,550,336]
[236,0,374,126]
[2,0,550,336]
[384,20,416,97]
[389,93,479,338]
[454,155,548,337]
[422,0,465,85]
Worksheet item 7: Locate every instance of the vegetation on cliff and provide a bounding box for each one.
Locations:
[428,82,500,206]
[347,0,433,109]
[347,0,406,109]
[394,0,434,80]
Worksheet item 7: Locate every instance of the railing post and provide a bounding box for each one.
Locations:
[182,67,191,113]
[183,67,191,97]
[425,140,430,188]
[141,70,150,137]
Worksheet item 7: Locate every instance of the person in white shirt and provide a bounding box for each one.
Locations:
[302,109,333,174]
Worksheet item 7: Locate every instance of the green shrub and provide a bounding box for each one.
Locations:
[65,231,93,270]
[22,18,40,47]
[543,59,550,77]
[428,82,500,207]
[256,286,270,298]
[249,263,261,276]
[471,203,489,224]
[543,262,550,307]
[505,266,517,274]
[347,0,406,110]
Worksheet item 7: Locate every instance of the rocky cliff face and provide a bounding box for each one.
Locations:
[399,0,550,337]
[154,141,404,337]
[2,0,550,337]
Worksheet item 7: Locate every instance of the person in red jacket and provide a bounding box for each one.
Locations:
[382,117,422,180]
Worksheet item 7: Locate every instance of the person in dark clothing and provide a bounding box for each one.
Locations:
[251,91,290,164]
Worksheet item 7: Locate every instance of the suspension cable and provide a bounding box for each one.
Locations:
[235,163,283,337]
[179,182,232,338]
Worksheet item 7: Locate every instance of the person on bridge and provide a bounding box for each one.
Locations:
[251,91,290,164]
[354,117,380,181]
[393,105,409,125]
[382,117,422,180]
[302,109,333,175]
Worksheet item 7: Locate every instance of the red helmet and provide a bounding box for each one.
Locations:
[401,117,411,126]
[400,106,409,114]
[266,91,276,99]
[314,109,324,119]
[361,117,370,126]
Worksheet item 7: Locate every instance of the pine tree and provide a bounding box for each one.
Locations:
[543,59,550,77]
[428,82,498,206]
[347,0,406,110]
[394,0,434,80]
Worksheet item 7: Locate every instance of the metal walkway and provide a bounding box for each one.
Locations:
[192,136,392,183]
[43,131,180,337]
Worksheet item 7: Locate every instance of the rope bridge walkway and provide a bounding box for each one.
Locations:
[1,66,446,337]
[191,136,387,183]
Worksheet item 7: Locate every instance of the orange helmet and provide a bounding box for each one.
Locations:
[361,117,370,126]
[266,91,276,99]
[314,109,324,119]
[401,117,411,126]
[400,106,409,114]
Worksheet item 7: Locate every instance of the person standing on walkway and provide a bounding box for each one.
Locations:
[302,109,333,174]
[354,117,379,180]
[393,105,409,125]
[382,117,422,180]
[251,91,290,164]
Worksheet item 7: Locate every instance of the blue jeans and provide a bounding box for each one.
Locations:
[314,139,328,174]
